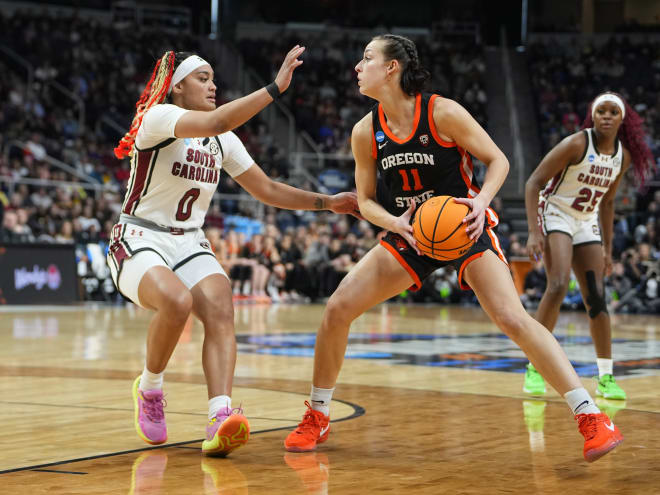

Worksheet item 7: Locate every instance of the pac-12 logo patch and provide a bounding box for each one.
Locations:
[375,131,385,142]
[419,134,429,147]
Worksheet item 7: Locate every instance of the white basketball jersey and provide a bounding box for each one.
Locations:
[541,128,622,220]
[122,104,254,228]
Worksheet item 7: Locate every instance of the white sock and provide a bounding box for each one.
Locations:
[139,367,164,390]
[597,358,613,377]
[564,387,600,415]
[208,395,232,420]
[310,385,334,417]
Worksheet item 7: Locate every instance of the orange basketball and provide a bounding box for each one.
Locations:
[412,195,475,260]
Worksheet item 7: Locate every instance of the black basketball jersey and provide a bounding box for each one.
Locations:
[371,93,483,217]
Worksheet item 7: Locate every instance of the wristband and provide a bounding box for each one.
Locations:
[266,82,280,100]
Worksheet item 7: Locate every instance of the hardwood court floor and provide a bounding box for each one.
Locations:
[0,303,659,494]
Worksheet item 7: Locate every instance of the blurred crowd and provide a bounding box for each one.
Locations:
[238,33,488,156]
[0,9,657,312]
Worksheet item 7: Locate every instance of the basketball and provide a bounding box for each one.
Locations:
[412,195,475,260]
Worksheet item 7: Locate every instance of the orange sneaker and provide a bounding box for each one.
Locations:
[284,401,330,452]
[576,412,624,462]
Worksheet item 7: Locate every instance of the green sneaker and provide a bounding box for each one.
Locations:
[523,400,546,432]
[596,374,627,400]
[523,363,546,395]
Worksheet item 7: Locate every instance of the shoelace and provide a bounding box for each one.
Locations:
[600,374,614,385]
[296,401,323,432]
[212,405,244,424]
[576,414,599,440]
[143,394,167,422]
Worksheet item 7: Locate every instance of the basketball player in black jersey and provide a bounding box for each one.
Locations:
[284,34,622,462]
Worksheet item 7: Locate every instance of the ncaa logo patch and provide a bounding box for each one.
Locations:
[588,154,595,163]
[419,134,429,147]
[375,131,386,143]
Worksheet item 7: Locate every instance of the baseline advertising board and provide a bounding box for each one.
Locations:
[0,244,78,304]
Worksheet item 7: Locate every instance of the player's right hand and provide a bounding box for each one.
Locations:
[391,202,421,255]
[274,45,306,94]
[526,230,544,262]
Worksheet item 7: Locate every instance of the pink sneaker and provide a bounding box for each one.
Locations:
[202,406,250,456]
[132,376,167,445]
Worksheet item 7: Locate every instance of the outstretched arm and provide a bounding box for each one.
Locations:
[175,45,305,138]
[233,164,362,218]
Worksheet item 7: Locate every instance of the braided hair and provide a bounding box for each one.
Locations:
[114,51,194,159]
[581,91,656,187]
[372,34,430,96]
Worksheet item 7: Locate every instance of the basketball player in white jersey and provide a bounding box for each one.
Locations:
[524,92,654,402]
[108,47,361,456]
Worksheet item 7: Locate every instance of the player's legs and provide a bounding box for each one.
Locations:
[463,251,623,461]
[572,242,610,358]
[313,244,417,389]
[572,242,626,399]
[536,232,574,332]
[285,244,414,452]
[138,266,194,373]
[178,251,249,456]
[464,251,581,394]
[189,273,236,398]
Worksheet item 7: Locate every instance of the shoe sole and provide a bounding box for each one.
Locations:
[585,437,624,463]
[284,430,330,453]
[523,386,546,395]
[595,389,627,400]
[202,415,250,456]
[132,377,167,445]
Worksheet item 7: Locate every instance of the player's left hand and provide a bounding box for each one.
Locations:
[328,192,364,220]
[453,195,487,241]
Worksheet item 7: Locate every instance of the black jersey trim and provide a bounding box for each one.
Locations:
[134,138,176,153]
[569,130,590,166]
[214,136,225,160]
[590,128,619,157]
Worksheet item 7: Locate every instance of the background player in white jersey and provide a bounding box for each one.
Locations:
[524,92,654,400]
[108,47,361,456]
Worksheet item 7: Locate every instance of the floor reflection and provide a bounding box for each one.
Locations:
[284,453,330,495]
[201,457,249,494]
[129,450,168,495]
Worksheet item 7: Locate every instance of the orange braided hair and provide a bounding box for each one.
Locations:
[114,51,176,159]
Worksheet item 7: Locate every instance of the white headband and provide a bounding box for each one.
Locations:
[592,94,625,120]
[168,55,210,94]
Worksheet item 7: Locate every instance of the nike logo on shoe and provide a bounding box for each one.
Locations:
[319,425,330,437]
[605,421,615,431]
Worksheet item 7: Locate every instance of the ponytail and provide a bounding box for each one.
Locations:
[114,51,176,159]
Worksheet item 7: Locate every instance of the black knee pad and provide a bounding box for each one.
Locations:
[585,270,608,318]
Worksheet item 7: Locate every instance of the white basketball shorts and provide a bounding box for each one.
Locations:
[106,221,227,307]
[539,200,601,246]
